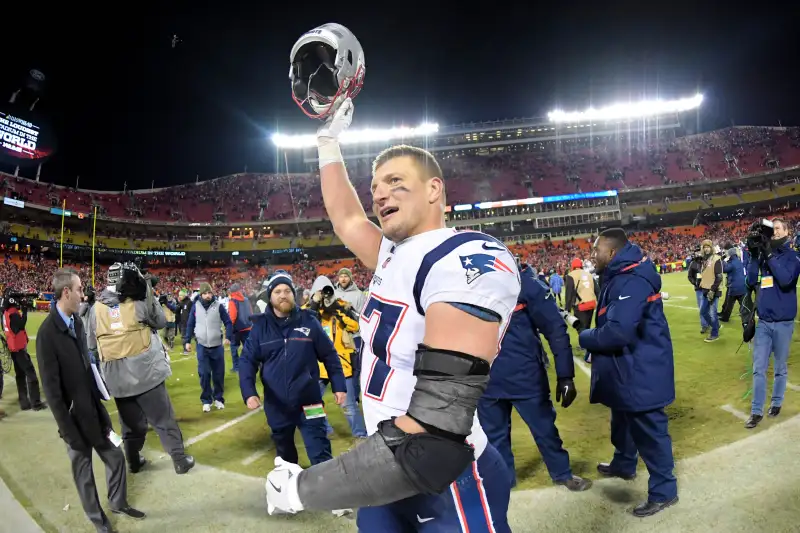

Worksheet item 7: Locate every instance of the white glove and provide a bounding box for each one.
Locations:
[265,457,304,515]
[317,98,354,142]
[316,98,353,169]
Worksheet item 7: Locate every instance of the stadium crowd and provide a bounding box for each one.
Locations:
[1,126,798,224]
[2,210,799,299]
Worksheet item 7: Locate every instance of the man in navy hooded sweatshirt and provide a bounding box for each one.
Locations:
[238,270,347,468]
[578,228,678,518]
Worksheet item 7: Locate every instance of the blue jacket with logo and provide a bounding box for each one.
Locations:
[746,241,800,322]
[723,255,746,296]
[485,265,574,399]
[578,243,675,412]
[238,306,346,428]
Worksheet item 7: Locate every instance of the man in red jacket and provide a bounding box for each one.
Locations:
[227,283,253,373]
[2,295,46,411]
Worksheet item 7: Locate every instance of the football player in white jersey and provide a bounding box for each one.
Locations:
[266,96,521,532]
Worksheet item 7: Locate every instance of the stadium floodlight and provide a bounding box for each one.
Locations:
[271,122,439,149]
[547,93,703,123]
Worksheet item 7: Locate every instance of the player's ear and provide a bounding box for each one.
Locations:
[427,177,445,205]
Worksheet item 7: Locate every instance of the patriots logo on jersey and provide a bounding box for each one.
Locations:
[293,327,311,337]
[460,253,514,284]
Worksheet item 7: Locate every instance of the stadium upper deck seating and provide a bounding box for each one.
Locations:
[1,126,797,224]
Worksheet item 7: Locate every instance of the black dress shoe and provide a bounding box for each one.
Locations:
[632,496,679,517]
[597,463,636,480]
[95,525,118,533]
[174,455,195,474]
[32,402,48,411]
[111,506,146,520]
[768,406,781,417]
[745,414,763,429]
[129,455,147,473]
[555,475,593,492]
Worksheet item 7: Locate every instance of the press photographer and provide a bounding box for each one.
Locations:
[686,246,709,333]
[304,275,367,439]
[743,218,800,429]
[88,262,195,475]
[2,290,47,411]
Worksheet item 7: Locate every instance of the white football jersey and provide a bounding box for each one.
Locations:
[358,228,521,458]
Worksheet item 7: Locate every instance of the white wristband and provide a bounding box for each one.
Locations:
[318,139,344,169]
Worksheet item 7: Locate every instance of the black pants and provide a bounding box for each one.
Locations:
[11,349,42,409]
[66,441,128,530]
[575,309,594,330]
[719,290,745,322]
[115,382,187,464]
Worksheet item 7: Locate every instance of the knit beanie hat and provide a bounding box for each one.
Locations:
[701,239,713,249]
[570,258,583,270]
[199,282,213,294]
[338,267,353,280]
[267,270,294,298]
[230,283,242,293]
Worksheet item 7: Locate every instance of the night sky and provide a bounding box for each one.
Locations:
[1,1,795,190]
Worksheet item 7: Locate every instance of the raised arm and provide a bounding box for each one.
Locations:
[318,98,382,270]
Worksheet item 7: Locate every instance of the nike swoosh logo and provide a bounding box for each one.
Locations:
[269,480,282,493]
[417,515,434,523]
[481,242,504,251]
[618,295,631,300]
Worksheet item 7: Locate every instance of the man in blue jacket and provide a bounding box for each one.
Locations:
[239,270,347,468]
[744,218,800,428]
[578,228,678,517]
[479,264,591,492]
[549,269,564,307]
[720,246,746,322]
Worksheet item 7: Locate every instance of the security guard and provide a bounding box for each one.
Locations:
[88,263,195,475]
[479,263,591,491]
[698,239,722,342]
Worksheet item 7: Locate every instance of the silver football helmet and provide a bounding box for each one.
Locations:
[289,23,365,120]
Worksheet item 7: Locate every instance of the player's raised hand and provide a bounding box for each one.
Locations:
[266,457,304,515]
[317,98,353,142]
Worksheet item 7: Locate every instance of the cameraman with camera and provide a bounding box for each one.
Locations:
[686,246,710,333]
[2,291,47,411]
[744,218,800,429]
[304,275,368,439]
[88,262,195,475]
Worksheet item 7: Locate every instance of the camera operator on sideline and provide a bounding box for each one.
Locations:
[2,291,47,411]
[744,218,800,429]
[88,263,195,475]
[720,245,746,322]
[304,275,368,439]
[686,246,709,334]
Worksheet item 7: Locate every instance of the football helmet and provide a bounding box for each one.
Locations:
[289,23,365,120]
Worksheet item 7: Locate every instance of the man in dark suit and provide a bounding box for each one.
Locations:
[36,268,145,533]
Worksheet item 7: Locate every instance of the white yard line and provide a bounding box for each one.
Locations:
[572,356,591,378]
[720,404,749,421]
[184,409,262,448]
[241,446,273,466]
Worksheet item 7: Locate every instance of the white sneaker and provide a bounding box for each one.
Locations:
[332,508,353,517]
[202,404,211,413]
[213,400,225,410]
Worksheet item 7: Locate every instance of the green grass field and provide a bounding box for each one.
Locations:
[5,271,797,491]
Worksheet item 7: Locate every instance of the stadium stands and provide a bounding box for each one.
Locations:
[2,126,798,225]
